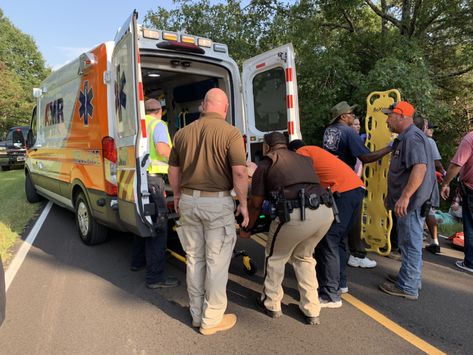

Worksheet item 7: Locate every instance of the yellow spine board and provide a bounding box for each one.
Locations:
[361,89,401,255]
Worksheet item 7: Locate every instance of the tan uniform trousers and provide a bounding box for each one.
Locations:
[176,193,237,329]
[262,205,334,317]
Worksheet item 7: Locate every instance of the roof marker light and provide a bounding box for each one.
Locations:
[198,38,212,47]
[181,35,196,44]
[213,44,227,53]
[142,29,160,39]
[163,32,178,41]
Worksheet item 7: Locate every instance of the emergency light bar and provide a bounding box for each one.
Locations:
[141,27,215,53]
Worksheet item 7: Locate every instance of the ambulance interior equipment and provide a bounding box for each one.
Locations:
[141,59,231,136]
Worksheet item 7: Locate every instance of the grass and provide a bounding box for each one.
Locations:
[0,169,42,265]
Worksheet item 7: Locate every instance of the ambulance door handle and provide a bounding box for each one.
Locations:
[141,154,149,168]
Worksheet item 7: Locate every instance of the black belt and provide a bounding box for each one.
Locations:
[286,193,329,210]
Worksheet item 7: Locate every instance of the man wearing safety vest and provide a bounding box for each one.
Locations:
[130,98,179,289]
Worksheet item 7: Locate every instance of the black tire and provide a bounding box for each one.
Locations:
[74,192,109,245]
[25,173,42,203]
[1,165,10,171]
[243,258,258,276]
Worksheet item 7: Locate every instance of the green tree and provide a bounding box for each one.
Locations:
[144,0,473,155]
[0,9,49,137]
[0,61,27,134]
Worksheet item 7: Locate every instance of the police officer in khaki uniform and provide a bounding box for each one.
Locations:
[240,132,334,325]
[130,99,179,289]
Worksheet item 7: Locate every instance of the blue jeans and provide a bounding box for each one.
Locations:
[315,187,364,302]
[461,187,473,268]
[396,208,424,296]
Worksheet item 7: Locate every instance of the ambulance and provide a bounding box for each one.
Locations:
[25,11,302,245]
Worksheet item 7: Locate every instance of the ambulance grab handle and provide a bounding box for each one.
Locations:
[141,154,149,168]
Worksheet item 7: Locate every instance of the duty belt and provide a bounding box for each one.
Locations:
[286,192,330,210]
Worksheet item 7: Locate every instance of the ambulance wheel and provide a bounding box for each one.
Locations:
[243,258,257,276]
[25,172,42,203]
[74,192,108,245]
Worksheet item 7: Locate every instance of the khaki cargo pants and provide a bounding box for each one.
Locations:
[176,193,236,329]
[262,205,334,317]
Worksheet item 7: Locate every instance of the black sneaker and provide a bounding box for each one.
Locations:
[305,316,320,325]
[256,298,282,318]
[299,309,320,325]
[425,243,441,254]
[130,264,145,272]
[146,277,179,289]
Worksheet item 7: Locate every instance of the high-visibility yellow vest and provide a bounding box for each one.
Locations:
[145,114,172,174]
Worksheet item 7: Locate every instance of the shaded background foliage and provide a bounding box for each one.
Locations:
[144,0,473,160]
[0,9,49,137]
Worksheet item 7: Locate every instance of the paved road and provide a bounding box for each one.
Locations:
[0,204,472,354]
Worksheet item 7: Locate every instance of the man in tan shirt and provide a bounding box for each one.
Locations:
[168,88,249,335]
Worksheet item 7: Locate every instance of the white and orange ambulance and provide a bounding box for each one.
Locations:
[25,11,302,244]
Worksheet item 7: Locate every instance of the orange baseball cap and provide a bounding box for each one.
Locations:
[381,101,415,117]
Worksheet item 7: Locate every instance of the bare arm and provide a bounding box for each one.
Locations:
[394,163,426,217]
[434,159,445,173]
[168,165,182,213]
[440,163,462,199]
[359,146,392,164]
[156,142,171,160]
[248,195,265,228]
[232,165,249,227]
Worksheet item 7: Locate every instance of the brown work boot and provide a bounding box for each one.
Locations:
[199,314,237,335]
[379,282,418,300]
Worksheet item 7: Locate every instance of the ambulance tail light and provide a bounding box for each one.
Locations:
[102,136,117,196]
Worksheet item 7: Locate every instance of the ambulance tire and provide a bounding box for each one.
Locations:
[74,192,109,245]
[25,172,42,203]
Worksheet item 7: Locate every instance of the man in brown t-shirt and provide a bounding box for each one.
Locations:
[168,88,249,335]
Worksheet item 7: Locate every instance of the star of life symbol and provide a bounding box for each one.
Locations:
[324,127,341,151]
[79,80,94,126]
[114,64,127,123]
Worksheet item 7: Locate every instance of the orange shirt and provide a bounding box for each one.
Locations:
[296,146,364,193]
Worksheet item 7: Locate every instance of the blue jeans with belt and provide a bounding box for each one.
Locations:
[396,208,424,296]
[461,186,473,268]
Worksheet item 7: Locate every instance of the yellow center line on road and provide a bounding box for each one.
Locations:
[342,293,445,354]
[251,233,445,354]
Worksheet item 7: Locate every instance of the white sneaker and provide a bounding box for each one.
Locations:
[340,287,349,294]
[319,298,342,308]
[348,255,377,268]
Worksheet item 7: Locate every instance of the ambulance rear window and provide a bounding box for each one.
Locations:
[252,67,287,132]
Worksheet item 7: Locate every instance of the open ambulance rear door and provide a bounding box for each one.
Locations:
[112,11,154,236]
[242,44,301,162]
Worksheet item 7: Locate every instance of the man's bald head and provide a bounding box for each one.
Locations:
[202,88,229,119]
